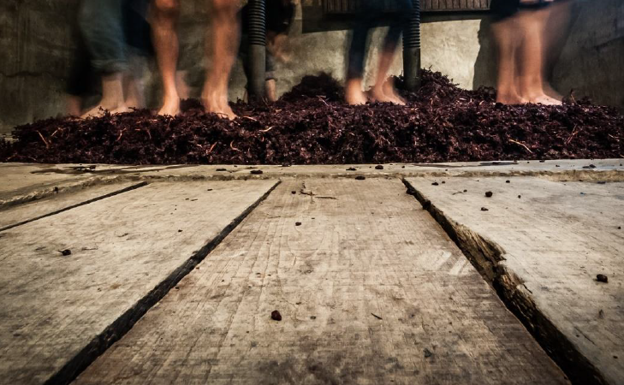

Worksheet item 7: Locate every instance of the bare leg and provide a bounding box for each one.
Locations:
[82,72,129,117]
[124,55,146,109]
[66,95,83,116]
[345,78,367,105]
[152,0,181,116]
[265,79,277,102]
[516,8,561,105]
[124,75,145,109]
[202,0,240,120]
[370,28,405,105]
[542,0,573,100]
[492,16,527,104]
[176,70,190,99]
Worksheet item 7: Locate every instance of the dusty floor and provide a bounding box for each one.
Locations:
[0,160,622,385]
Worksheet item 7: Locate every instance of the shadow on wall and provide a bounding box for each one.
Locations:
[554,0,623,110]
[473,17,497,90]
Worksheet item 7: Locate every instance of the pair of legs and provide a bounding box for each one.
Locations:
[345,1,412,106]
[152,0,240,119]
[79,0,149,117]
[492,0,569,105]
[345,20,406,106]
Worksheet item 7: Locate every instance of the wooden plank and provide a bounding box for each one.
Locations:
[0,181,146,231]
[405,177,624,385]
[0,180,277,385]
[76,179,567,385]
[0,164,93,208]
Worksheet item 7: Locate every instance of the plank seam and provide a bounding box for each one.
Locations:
[43,180,281,385]
[402,178,608,385]
[0,182,150,233]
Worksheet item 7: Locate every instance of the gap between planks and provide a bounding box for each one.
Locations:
[0,182,149,233]
[43,181,281,385]
[402,178,608,385]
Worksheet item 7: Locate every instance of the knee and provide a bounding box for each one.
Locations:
[154,0,180,17]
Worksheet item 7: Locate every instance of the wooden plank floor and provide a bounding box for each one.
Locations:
[0,181,144,231]
[0,180,276,385]
[406,177,624,385]
[75,179,567,385]
[0,164,93,207]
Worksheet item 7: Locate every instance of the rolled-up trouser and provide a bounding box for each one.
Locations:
[347,0,412,80]
[79,0,128,74]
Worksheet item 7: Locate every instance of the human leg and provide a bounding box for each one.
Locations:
[515,7,561,105]
[370,25,405,105]
[491,15,526,104]
[345,22,370,105]
[202,0,240,120]
[152,0,181,115]
[79,0,129,117]
[542,0,574,100]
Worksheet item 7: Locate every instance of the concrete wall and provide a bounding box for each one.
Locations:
[1,0,622,135]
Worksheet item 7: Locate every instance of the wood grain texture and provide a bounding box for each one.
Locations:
[0,181,144,231]
[76,179,567,385]
[0,164,93,207]
[0,180,277,385]
[406,177,624,385]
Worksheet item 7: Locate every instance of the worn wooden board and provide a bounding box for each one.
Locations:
[0,179,277,385]
[406,177,624,385]
[0,181,145,231]
[76,179,567,385]
[0,164,94,207]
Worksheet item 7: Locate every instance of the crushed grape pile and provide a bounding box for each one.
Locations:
[1,70,622,164]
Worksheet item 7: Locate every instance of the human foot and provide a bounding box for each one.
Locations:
[158,96,181,116]
[345,79,367,105]
[81,102,129,118]
[202,92,236,120]
[369,86,395,104]
[496,92,528,105]
[382,81,406,105]
[528,94,562,105]
[543,83,564,101]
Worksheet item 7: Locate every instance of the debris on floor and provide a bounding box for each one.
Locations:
[271,310,282,321]
[1,70,623,165]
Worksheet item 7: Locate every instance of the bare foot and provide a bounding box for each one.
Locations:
[202,92,236,120]
[66,95,82,117]
[345,79,367,105]
[176,71,190,100]
[369,87,394,103]
[81,103,129,118]
[543,83,564,101]
[382,82,406,105]
[496,92,528,105]
[158,96,180,116]
[529,94,562,105]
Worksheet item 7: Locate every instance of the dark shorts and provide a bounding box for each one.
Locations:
[490,0,555,21]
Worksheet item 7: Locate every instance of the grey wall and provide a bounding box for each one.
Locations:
[1,0,622,135]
